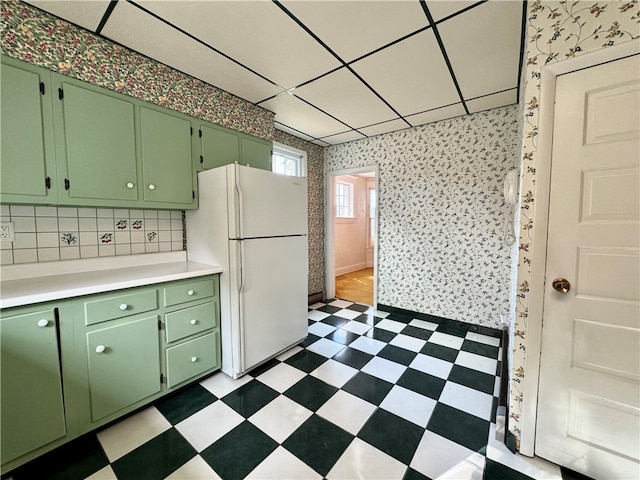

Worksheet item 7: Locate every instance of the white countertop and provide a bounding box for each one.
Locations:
[0,252,223,309]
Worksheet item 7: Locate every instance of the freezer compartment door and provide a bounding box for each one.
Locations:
[237,236,308,373]
[230,164,307,239]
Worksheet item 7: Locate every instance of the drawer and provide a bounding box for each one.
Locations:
[163,278,215,307]
[165,332,219,388]
[165,301,217,344]
[84,289,157,326]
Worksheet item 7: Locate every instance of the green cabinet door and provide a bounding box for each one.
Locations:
[140,106,194,207]
[241,136,272,170]
[0,307,66,464]
[86,316,160,422]
[0,57,57,204]
[54,79,138,205]
[200,124,240,170]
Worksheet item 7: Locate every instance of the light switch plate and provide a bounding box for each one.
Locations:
[0,222,15,242]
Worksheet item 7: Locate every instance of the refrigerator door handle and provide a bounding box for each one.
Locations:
[237,240,246,373]
[234,179,244,239]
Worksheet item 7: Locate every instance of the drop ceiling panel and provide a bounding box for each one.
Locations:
[24,0,110,31]
[321,130,367,145]
[405,103,466,127]
[101,2,282,103]
[275,124,315,142]
[358,118,409,138]
[136,0,340,89]
[294,68,398,129]
[351,29,460,117]
[260,94,347,139]
[425,0,479,22]
[279,0,428,63]
[439,1,522,100]
[467,88,517,114]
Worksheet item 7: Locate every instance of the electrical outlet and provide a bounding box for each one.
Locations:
[0,222,15,242]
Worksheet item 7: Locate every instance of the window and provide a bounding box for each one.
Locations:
[272,142,306,177]
[335,181,353,218]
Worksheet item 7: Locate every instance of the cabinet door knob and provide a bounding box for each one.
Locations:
[187,290,195,296]
[96,345,106,354]
[191,356,198,363]
[126,182,135,189]
[190,319,197,325]
[119,303,128,311]
[37,319,49,327]
[148,184,156,190]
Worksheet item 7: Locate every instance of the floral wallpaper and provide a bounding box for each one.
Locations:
[325,106,519,329]
[273,130,325,297]
[0,0,274,139]
[510,0,639,443]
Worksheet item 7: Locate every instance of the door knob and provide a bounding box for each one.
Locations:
[552,278,571,293]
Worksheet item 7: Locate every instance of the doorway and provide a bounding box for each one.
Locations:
[326,166,378,307]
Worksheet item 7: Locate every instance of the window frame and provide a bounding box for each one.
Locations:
[335,180,354,219]
[271,141,307,177]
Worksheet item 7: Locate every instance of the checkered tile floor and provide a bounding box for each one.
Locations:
[8,299,569,480]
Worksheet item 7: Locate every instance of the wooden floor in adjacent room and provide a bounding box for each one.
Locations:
[335,267,374,305]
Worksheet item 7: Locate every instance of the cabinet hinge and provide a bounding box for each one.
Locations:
[192,190,195,199]
[158,319,162,330]
[64,178,70,190]
[45,176,51,189]
[190,127,193,136]
[58,88,64,100]
[199,129,202,138]
[199,155,204,164]
[160,373,164,384]
[39,82,45,95]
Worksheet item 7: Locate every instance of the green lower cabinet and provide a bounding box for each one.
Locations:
[0,307,66,465]
[86,315,161,422]
[165,331,219,388]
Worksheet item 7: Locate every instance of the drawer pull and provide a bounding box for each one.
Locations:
[190,319,198,325]
[119,303,128,311]
[191,356,198,363]
[37,319,49,328]
[96,345,106,354]
[187,290,195,296]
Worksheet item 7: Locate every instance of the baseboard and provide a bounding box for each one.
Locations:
[335,262,367,277]
[308,292,324,305]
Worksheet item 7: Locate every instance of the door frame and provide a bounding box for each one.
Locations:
[325,165,379,305]
[519,37,640,456]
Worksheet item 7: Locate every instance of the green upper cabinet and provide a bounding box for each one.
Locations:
[1,306,66,465]
[198,121,272,171]
[241,135,272,170]
[54,79,139,205]
[140,106,195,207]
[199,124,240,170]
[0,57,57,204]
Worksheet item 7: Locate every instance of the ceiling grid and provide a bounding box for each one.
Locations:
[26,0,526,146]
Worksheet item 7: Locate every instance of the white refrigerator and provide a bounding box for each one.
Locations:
[186,164,308,378]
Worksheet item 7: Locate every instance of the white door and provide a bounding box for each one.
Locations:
[231,164,307,239]
[535,55,640,479]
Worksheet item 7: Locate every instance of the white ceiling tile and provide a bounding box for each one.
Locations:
[320,130,367,145]
[24,0,111,31]
[425,0,478,22]
[405,103,466,127]
[275,124,316,142]
[295,68,397,129]
[312,140,331,147]
[101,2,282,103]
[358,118,409,138]
[438,1,523,99]
[259,93,347,139]
[136,0,340,89]
[351,29,460,117]
[279,0,428,63]
[466,89,518,114]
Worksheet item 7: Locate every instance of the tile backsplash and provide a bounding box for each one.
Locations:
[0,206,184,265]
